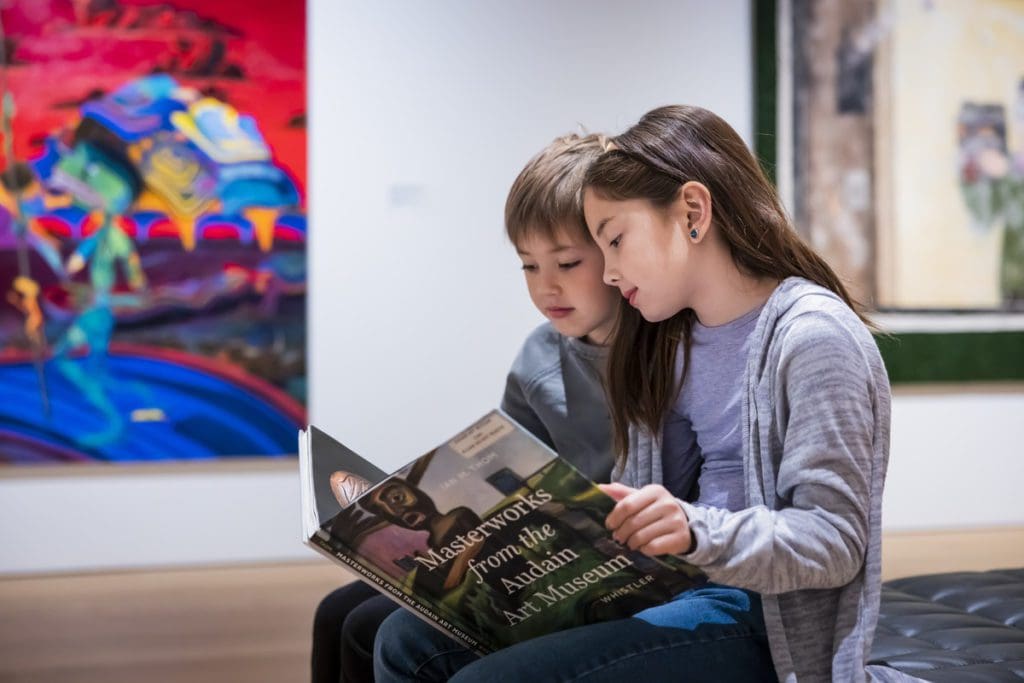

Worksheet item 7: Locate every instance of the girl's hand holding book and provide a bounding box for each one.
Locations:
[600,483,694,556]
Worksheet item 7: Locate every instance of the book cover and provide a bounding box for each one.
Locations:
[299,410,706,655]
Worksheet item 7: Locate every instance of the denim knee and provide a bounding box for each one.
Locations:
[374,609,478,683]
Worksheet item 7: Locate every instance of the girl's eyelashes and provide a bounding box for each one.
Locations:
[609,235,622,248]
[521,263,538,272]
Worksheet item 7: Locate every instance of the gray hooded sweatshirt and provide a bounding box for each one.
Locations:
[613,277,907,682]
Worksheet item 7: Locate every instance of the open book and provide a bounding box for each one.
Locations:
[299,410,706,655]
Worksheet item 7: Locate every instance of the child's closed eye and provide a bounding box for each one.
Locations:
[558,260,582,270]
[521,263,538,272]
[609,235,622,248]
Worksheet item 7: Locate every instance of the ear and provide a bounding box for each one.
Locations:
[677,181,712,243]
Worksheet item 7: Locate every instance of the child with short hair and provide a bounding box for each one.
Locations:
[312,132,620,683]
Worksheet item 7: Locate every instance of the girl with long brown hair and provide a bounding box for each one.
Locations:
[580,104,893,682]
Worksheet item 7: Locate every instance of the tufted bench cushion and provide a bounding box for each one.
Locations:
[869,568,1024,681]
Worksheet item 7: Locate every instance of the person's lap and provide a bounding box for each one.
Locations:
[313,583,399,683]
[313,582,378,683]
[374,584,776,683]
[342,593,400,682]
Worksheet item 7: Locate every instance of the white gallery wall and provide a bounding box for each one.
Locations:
[0,0,1021,574]
[307,0,752,467]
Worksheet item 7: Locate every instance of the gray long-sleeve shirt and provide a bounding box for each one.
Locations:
[500,322,614,484]
[614,277,898,682]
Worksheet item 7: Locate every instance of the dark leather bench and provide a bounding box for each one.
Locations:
[869,568,1024,681]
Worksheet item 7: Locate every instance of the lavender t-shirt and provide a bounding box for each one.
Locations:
[661,304,763,511]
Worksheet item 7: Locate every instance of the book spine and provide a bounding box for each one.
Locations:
[309,533,489,655]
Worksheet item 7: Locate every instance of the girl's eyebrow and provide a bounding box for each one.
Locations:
[594,216,614,238]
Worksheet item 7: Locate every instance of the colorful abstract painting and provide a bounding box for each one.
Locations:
[0,0,306,463]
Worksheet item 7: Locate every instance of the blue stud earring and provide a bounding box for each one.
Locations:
[690,228,699,239]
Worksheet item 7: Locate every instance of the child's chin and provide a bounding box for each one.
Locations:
[550,320,581,338]
[638,306,670,323]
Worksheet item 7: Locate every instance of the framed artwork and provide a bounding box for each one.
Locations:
[874,0,1024,310]
[758,0,1024,382]
[0,0,307,464]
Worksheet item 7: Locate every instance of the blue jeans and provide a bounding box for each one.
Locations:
[374,585,776,682]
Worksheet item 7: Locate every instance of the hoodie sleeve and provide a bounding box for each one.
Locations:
[678,309,878,595]
[500,325,559,450]
[500,370,555,450]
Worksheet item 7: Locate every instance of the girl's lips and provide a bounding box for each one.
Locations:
[547,307,574,319]
[624,288,638,306]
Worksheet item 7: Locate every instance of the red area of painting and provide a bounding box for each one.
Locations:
[37,215,71,238]
[1,0,306,196]
[147,218,181,239]
[80,213,101,237]
[42,283,71,308]
[273,225,305,242]
[115,215,138,238]
[200,224,242,241]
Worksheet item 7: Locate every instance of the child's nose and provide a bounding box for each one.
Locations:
[540,272,560,293]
